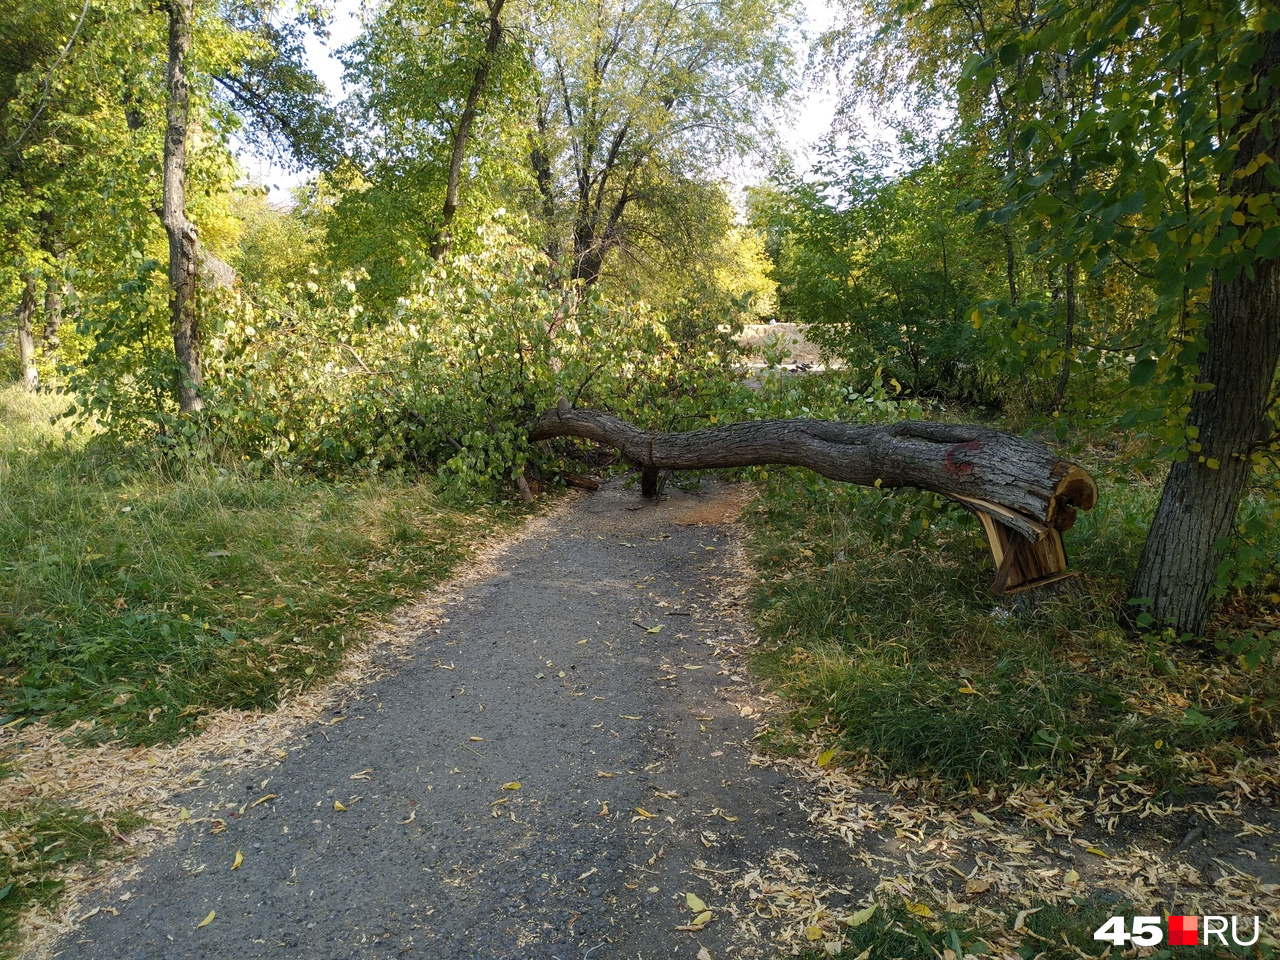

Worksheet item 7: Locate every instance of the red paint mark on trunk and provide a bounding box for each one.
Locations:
[944,440,981,474]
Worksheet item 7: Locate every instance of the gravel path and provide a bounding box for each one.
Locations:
[52,479,864,960]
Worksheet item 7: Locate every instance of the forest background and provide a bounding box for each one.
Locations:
[2,0,1279,952]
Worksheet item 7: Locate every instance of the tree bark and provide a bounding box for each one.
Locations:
[1129,27,1280,637]
[429,0,505,261]
[530,402,1097,540]
[1053,260,1075,410]
[42,275,64,356]
[16,274,38,391]
[163,0,202,414]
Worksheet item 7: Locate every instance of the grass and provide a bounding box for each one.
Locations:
[1,387,520,745]
[745,465,1280,795]
[0,804,146,944]
[0,385,525,943]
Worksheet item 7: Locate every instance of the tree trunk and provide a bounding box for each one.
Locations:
[42,275,64,356]
[530,401,1097,540]
[1053,261,1075,410]
[429,0,505,261]
[16,274,38,390]
[1129,27,1280,637]
[163,0,202,415]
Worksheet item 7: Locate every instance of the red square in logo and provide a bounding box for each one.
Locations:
[1169,915,1198,946]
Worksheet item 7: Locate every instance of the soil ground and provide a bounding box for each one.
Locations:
[27,479,1280,959]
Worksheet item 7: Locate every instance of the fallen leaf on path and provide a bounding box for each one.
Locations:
[905,901,933,917]
[231,850,243,870]
[196,910,215,929]
[686,892,708,912]
[251,794,277,807]
[645,625,663,634]
[817,748,836,767]
[349,768,373,779]
[501,781,521,790]
[971,811,994,826]
[333,800,347,811]
[805,925,823,940]
[697,949,712,960]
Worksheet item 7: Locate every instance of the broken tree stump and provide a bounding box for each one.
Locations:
[529,400,1098,595]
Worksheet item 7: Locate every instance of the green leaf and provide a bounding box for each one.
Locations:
[1129,358,1158,386]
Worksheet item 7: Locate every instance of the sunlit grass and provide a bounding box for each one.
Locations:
[746,466,1280,794]
[1,389,518,744]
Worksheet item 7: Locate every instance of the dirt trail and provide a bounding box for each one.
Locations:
[47,480,869,960]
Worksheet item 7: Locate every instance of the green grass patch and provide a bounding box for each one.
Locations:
[0,803,145,949]
[745,467,1280,794]
[1,386,523,744]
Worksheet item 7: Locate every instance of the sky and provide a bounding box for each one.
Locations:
[237,0,845,199]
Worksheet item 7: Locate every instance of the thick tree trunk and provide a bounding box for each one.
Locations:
[429,0,505,261]
[530,402,1097,541]
[1129,28,1280,637]
[163,0,202,415]
[16,274,38,390]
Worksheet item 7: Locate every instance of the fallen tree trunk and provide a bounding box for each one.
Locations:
[529,400,1099,593]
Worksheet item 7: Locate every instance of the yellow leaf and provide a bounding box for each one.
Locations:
[645,625,663,634]
[634,807,656,819]
[232,850,243,870]
[1085,847,1108,857]
[1155,739,1163,749]
[1064,869,1079,884]
[196,910,216,929]
[179,808,191,821]
[845,904,877,927]
[251,794,278,807]
[817,748,836,767]
[805,925,824,940]
[905,901,933,918]
[686,892,708,913]
[971,811,993,826]
[501,781,521,790]
[693,910,713,927]
[334,800,347,811]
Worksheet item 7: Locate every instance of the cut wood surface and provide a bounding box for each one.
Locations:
[529,401,1097,546]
